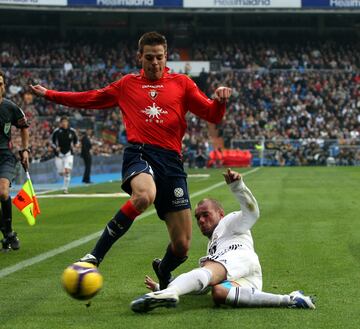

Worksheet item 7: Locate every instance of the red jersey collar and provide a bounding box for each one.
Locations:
[140,67,170,80]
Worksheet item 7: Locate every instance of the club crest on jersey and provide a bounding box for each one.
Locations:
[148,90,158,100]
[174,187,184,198]
[4,122,11,134]
[142,103,168,121]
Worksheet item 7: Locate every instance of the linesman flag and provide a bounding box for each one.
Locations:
[13,172,40,226]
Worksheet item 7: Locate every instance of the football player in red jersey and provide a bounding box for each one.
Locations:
[30,32,232,289]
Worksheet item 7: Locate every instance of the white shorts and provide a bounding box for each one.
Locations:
[55,152,74,174]
[199,249,263,291]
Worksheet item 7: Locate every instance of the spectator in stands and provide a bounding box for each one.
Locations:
[195,147,208,169]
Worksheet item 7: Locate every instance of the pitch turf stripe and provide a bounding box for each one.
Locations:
[0,232,102,278]
[35,174,209,196]
[38,193,129,198]
[0,167,260,279]
[190,167,260,198]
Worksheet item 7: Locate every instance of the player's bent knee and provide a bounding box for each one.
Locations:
[130,192,154,212]
[211,285,228,305]
[0,185,10,200]
[171,239,191,257]
[0,192,9,201]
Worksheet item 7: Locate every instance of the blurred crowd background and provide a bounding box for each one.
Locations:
[2,36,359,167]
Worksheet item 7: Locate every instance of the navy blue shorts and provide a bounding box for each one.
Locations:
[0,150,17,183]
[121,144,191,220]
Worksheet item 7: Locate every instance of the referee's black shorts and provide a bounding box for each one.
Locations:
[0,149,17,183]
[121,143,191,220]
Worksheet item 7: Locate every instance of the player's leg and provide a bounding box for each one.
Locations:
[208,250,295,307]
[54,156,65,191]
[211,255,315,309]
[153,208,192,289]
[82,172,156,265]
[0,152,20,251]
[166,260,226,295]
[223,284,315,309]
[82,154,91,183]
[63,154,73,193]
[63,168,70,193]
[0,178,20,251]
[131,261,226,313]
[151,169,192,289]
[215,281,291,307]
[81,146,157,265]
[0,178,12,236]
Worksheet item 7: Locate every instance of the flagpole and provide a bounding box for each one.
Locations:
[25,171,35,196]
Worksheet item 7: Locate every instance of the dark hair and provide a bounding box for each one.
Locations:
[196,198,224,213]
[138,31,167,54]
[60,115,69,122]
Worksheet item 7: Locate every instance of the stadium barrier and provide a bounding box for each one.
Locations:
[208,149,252,167]
[229,138,359,167]
[14,154,123,185]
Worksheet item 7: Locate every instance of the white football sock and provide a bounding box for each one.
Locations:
[162,268,212,296]
[226,287,291,307]
[64,173,71,190]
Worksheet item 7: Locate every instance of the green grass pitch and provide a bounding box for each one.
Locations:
[0,167,359,329]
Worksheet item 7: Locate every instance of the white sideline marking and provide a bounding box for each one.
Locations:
[0,232,102,278]
[188,174,210,178]
[36,175,209,198]
[38,193,129,199]
[0,167,260,279]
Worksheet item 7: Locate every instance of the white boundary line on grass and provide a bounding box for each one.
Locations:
[38,193,129,198]
[0,167,260,279]
[35,174,210,197]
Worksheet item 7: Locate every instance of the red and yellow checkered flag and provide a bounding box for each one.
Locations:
[13,172,40,226]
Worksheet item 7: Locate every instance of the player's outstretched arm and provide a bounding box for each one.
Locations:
[30,84,48,97]
[214,86,232,104]
[30,82,118,110]
[186,77,231,124]
[223,168,260,233]
[223,168,242,184]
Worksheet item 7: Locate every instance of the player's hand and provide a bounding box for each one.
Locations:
[29,84,48,97]
[214,86,232,103]
[144,275,160,292]
[223,168,242,184]
[19,150,30,172]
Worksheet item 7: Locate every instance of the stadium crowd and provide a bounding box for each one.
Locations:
[1,38,359,166]
[192,39,360,71]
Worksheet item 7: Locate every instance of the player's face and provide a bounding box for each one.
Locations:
[138,45,167,81]
[60,119,69,129]
[0,77,5,97]
[195,201,223,238]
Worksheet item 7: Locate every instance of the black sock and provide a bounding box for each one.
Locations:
[1,197,12,236]
[0,208,4,237]
[159,244,188,277]
[91,210,134,264]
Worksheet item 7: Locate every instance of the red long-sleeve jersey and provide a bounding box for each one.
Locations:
[45,68,226,154]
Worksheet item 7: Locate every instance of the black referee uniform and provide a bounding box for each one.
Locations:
[0,98,29,250]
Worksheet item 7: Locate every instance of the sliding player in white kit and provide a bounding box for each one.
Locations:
[131,169,315,313]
